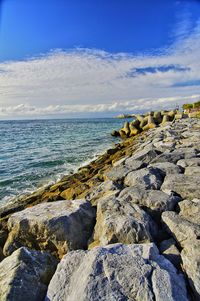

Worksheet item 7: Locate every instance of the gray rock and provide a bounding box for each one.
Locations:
[159,238,181,269]
[3,199,96,258]
[181,239,200,299]
[177,158,200,168]
[153,141,176,152]
[149,162,183,176]
[130,148,160,164]
[184,166,200,176]
[46,243,188,301]
[179,199,200,225]
[90,195,157,247]
[85,180,121,205]
[161,174,200,199]
[124,167,164,190]
[161,211,200,247]
[119,187,180,219]
[104,160,144,182]
[0,247,57,301]
[150,148,198,164]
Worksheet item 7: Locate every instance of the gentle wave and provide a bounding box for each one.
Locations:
[0,118,123,204]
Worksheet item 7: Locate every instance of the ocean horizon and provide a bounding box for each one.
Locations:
[0,118,124,205]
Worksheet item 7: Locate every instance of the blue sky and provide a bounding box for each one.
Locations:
[0,0,200,118]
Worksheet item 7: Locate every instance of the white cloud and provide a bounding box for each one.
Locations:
[1,12,200,118]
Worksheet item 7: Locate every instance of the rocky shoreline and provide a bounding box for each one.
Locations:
[0,115,200,300]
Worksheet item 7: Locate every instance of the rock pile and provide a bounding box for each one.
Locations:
[112,109,189,138]
[0,117,200,300]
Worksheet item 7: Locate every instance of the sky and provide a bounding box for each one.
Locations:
[0,0,200,119]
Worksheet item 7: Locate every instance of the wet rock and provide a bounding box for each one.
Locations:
[46,243,188,301]
[124,167,164,190]
[161,174,200,199]
[90,195,157,247]
[3,199,96,258]
[0,247,57,301]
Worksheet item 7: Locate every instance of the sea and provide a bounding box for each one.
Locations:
[0,118,124,205]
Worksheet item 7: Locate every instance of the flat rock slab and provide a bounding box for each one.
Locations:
[46,243,188,301]
[161,174,200,199]
[3,199,96,258]
[124,167,164,190]
[0,247,57,301]
[91,195,157,247]
[177,158,200,168]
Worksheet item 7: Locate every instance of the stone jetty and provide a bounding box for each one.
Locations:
[0,114,200,300]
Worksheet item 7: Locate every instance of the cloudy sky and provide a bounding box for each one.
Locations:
[0,0,200,119]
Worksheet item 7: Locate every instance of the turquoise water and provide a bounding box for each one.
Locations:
[0,118,123,204]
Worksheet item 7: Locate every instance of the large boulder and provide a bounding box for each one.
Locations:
[3,199,96,258]
[45,243,188,301]
[149,162,183,176]
[124,167,164,190]
[130,148,160,164]
[181,239,200,299]
[150,148,198,164]
[118,186,180,219]
[161,211,200,247]
[90,195,157,248]
[161,174,200,199]
[0,247,57,301]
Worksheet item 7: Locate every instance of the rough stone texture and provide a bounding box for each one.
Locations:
[124,167,164,190]
[161,211,200,247]
[130,148,159,164]
[184,166,200,176]
[90,195,157,247]
[45,243,188,301]
[150,148,198,164]
[119,187,180,219]
[161,174,200,199]
[0,247,57,301]
[177,157,200,168]
[104,160,145,182]
[179,199,200,224]
[149,162,183,176]
[181,239,200,299]
[3,199,96,258]
[85,180,121,205]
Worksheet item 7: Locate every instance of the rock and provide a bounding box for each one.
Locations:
[150,148,198,164]
[0,247,57,301]
[90,195,157,247]
[179,199,200,224]
[161,211,200,247]
[184,166,200,176]
[177,157,200,168]
[112,156,129,167]
[159,238,181,269]
[149,162,183,176]
[46,243,188,301]
[181,239,200,299]
[124,167,164,190]
[161,174,200,199]
[85,180,121,205]
[119,187,180,219]
[124,157,145,169]
[111,130,120,137]
[131,148,160,164]
[3,199,96,258]
[60,183,89,199]
[153,141,176,152]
